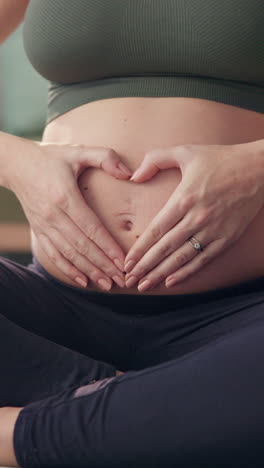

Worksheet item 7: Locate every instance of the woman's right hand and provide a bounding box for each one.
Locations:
[9,140,132,290]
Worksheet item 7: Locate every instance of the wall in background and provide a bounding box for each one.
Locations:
[1,24,48,136]
[0,23,48,227]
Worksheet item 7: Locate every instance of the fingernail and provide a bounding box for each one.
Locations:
[97,278,112,291]
[124,259,135,273]
[166,278,176,288]
[112,275,125,288]
[114,258,125,272]
[125,275,138,288]
[138,279,152,292]
[75,277,87,288]
[130,167,143,181]
[118,162,132,176]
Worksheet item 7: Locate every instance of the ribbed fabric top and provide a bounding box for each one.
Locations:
[23,0,264,125]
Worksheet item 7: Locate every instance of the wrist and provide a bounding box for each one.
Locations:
[0,131,40,191]
[240,138,264,169]
[235,138,264,186]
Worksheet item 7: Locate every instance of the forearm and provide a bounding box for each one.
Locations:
[0,131,38,190]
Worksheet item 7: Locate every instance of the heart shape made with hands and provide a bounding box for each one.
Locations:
[122,142,264,292]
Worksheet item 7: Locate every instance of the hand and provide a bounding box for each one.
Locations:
[10,141,132,290]
[124,142,264,291]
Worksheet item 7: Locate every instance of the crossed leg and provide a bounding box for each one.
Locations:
[7,309,264,468]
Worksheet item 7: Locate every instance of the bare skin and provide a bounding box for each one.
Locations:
[0,407,21,467]
[33,96,264,294]
[2,98,264,467]
[2,97,264,466]
[1,2,263,465]
[0,371,124,467]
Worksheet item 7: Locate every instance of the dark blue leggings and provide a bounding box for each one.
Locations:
[1,256,264,467]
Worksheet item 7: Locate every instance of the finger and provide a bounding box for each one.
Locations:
[132,230,214,291]
[133,231,207,291]
[47,230,116,291]
[125,217,195,284]
[125,195,211,274]
[65,184,126,270]
[130,147,181,183]
[124,185,186,272]
[165,239,224,288]
[135,239,200,292]
[50,211,125,287]
[38,233,89,288]
[72,146,132,180]
[101,152,133,179]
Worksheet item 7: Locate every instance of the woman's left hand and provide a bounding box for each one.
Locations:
[124,141,264,291]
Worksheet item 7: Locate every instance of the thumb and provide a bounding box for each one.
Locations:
[101,149,133,179]
[130,147,181,183]
[72,146,133,179]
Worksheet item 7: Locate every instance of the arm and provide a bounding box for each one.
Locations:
[0,0,34,187]
[0,0,38,186]
[0,0,130,289]
[0,130,36,189]
[0,0,29,44]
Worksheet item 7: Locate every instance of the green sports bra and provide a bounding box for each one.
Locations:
[23,0,264,125]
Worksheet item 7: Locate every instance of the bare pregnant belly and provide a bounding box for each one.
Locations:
[32,97,264,295]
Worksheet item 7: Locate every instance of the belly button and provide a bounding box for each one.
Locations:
[122,220,133,231]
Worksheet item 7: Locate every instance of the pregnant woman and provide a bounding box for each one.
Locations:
[1,0,264,466]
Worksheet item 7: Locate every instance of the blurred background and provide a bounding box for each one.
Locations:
[0,24,48,265]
